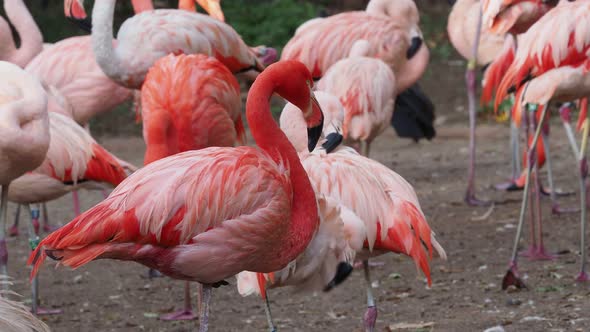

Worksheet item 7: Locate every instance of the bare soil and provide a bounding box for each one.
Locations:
[6,44,590,332]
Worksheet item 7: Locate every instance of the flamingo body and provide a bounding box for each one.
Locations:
[25,36,133,125]
[141,53,243,164]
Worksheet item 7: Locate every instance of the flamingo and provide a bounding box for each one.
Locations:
[490,0,590,288]
[140,52,243,320]
[281,0,434,143]
[238,91,445,332]
[0,0,43,67]
[0,61,49,294]
[66,0,271,90]
[0,281,51,332]
[9,101,134,314]
[27,60,324,332]
[316,40,396,157]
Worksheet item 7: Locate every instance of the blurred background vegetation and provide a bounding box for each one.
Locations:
[1,0,453,135]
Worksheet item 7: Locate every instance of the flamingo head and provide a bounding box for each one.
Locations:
[251,46,278,67]
[195,0,225,21]
[64,0,87,19]
[263,61,324,152]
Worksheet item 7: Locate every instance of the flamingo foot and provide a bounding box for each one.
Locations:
[147,268,163,279]
[464,193,493,207]
[159,309,197,321]
[33,307,62,315]
[528,247,557,261]
[502,262,527,290]
[540,186,575,197]
[576,271,589,282]
[8,225,19,237]
[354,261,385,269]
[519,246,537,258]
[494,180,522,191]
[551,204,580,215]
[363,305,377,332]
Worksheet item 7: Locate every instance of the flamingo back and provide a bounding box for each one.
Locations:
[281,12,414,80]
[317,56,395,142]
[28,147,296,284]
[141,53,243,164]
[25,36,133,125]
[114,10,262,86]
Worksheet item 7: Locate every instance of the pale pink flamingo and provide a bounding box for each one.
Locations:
[490,0,590,288]
[0,281,50,332]
[27,60,324,331]
[66,0,273,89]
[0,0,43,67]
[281,0,427,92]
[141,53,243,320]
[9,106,133,315]
[237,91,445,332]
[0,61,49,293]
[316,40,396,157]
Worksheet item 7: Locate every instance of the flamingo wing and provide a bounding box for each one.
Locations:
[495,1,590,108]
[28,147,293,284]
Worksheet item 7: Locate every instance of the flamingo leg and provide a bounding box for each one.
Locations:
[159,281,197,320]
[502,104,547,290]
[576,109,590,282]
[495,121,523,191]
[72,190,81,216]
[360,141,371,158]
[464,6,491,206]
[0,184,9,289]
[26,205,61,315]
[41,203,58,233]
[263,291,277,332]
[198,284,212,332]
[521,113,538,258]
[531,141,555,261]
[8,204,21,237]
[362,260,377,332]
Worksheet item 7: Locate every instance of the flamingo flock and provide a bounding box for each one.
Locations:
[0,0,587,330]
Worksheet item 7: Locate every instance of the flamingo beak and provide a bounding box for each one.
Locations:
[197,0,225,21]
[323,262,354,292]
[307,94,324,152]
[65,0,87,19]
[322,132,343,153]
[406,37,423,59]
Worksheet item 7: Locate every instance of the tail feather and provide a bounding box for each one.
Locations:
[577,97,588,132]
[391,83,436,142]
[481,36,515,105]
[85,144,130,186]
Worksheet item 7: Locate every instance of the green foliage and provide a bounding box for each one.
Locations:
[223,0,322,54]
[419,10,452,61]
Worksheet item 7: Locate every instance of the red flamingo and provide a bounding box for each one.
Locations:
[28,60,324,331]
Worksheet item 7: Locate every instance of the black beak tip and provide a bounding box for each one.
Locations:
[406,37,423,59]
[323,262,354,292]
[307,112,324,152]
[321,132,343,153]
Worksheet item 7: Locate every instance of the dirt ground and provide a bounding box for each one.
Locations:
[5,46,590,332]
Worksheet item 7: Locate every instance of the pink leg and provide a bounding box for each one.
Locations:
[362,260,377,332]
[159,281,197,321]
[72,191,81,216]
[529,165,556,261]
[27,205,62,315]
[0,184,9,285]
[8,204,21,237]
[41,203,58,233]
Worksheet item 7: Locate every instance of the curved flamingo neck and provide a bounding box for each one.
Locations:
[92,0,126,85]
[2,0,43,67]
[246,77,319,264]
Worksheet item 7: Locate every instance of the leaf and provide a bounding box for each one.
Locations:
[143,312,159,319]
